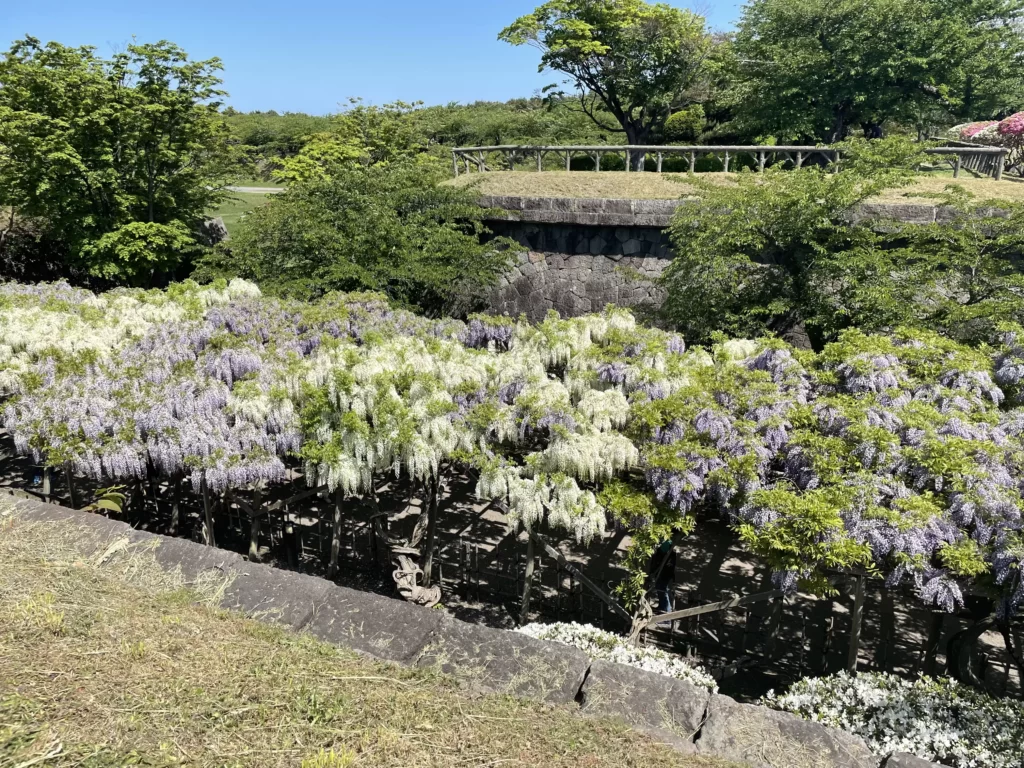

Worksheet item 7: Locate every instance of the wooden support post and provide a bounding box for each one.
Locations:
[758,151,766,172]
[536,150,542,172]
[689,151,696,173]
[656,152,663,173]
[796,151,804,169]
[922,612,945,676]
[422,475,440,586]
[565,151,571,171]
[847,574,865,673]
[520,535,537,625]
[723,151,731,173]
[169,476,181,535]
[328,487,343,577]
[249,485,263,562]
[624,149,630,172]
[201,478,216,548]
[996,152,1006,181]
[595,152,601,171]
[452,153,459,178]
[41,467,52,504]
[953,154,962,179]
[64,463,78,509]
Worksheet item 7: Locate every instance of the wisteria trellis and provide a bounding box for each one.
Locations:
[2,279,1023,622]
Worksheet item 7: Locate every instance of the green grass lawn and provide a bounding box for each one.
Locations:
[0,509,732,768]
[449,170,1024,203]
[209,190,277,237]
[229,176,286,189]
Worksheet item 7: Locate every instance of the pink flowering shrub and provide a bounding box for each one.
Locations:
[959,120,999,139]
[998,112,1024,138]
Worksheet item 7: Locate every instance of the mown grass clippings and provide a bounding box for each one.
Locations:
[0,514,733,768]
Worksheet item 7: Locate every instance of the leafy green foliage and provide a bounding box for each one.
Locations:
[500,0,714,148]
[0,36,237,286]
[195,160,513,315]
[732,0,1024,142]
[662,105,706,143]
[661,140,1024,347]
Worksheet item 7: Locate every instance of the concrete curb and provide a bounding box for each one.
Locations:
[2,496,949,768]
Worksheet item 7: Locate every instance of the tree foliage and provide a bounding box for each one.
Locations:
[660,139,1024,347]
[499,0,715,149]
[0,36,236,286]
[733,0,1024,142]
[195,160,512,315]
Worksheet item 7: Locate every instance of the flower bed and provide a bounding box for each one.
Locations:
[766,671,1024,768]
[518,621,717,691]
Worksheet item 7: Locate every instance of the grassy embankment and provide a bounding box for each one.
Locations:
[449,170,1024,203]
[0,507,732,768]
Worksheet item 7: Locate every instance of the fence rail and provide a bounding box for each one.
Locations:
[452,144,1010,181]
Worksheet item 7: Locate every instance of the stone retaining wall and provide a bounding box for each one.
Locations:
[480,194,972,321]
[1,494,948,768]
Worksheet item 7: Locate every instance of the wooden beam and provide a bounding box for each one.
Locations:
[648,588,785,625]
[528,530,631,622]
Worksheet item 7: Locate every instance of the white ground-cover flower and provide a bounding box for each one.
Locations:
[519,621,717,692]
[766,671,1024,768]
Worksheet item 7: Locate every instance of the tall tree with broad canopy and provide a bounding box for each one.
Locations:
[733,0,1024,143]
[0,36,235,286]
[499,0,714,166]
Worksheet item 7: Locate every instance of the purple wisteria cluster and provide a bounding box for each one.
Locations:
[632,330,1024,616]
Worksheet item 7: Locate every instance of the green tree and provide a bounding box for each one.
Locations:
[733,0,1024,143]
[0,36,235,286]
[660,139,1024,347]
[500,0,714,163]
[195,160,513,316]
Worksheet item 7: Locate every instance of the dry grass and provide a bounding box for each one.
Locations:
[450,170,1024,203]
[0,511,731,768]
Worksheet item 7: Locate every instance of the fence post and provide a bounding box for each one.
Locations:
[64,463,78,510]
[201,478,217,548]
[689,151,696,173]
[249,485,263,562]
[624,148,630,172]
[723,151,731,173]
[328,488,343,576]
[847,574,865,673]
[452,152,459,178]
[565,151,571,172]
[796,151,804,169]
[758,151,766,172]
[520,535,537,625]
[953,154,962,179]
[536,150,543,172]
[657,152,663,173]
[996,151,1006,181]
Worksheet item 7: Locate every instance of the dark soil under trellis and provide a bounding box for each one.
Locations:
[1,430,1019,702]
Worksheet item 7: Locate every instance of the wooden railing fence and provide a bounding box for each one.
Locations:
[452,144,1010,181]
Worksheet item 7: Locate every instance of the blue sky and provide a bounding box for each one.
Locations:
[2,1,742,114]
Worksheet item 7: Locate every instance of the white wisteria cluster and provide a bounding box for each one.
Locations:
[766,671,1024,768]
[518,621,717,691]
